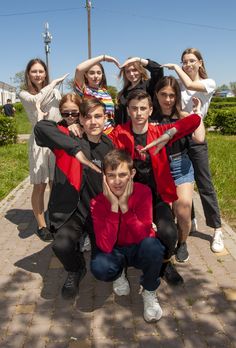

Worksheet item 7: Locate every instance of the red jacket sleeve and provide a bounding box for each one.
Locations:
[91,194,120,253]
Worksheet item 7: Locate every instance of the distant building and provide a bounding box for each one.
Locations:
[215,89,235,98]
[0,81,16,105]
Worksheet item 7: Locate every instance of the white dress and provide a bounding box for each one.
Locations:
[178,78,216,118]
[19,85,61,184]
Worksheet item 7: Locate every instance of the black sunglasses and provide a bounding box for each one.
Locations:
[61,111,80,118]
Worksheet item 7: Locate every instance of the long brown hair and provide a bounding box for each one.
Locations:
[181,48,208,79]
[24,58,49,94]
[154,76,182,119]
[117,59,149,102]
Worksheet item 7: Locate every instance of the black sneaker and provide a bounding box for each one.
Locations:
[175,242,189,263]
[161,261,184,286]
[61,268,87,299]
[36,227,53,241]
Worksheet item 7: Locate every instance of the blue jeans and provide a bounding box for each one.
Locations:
[90,237,165,291]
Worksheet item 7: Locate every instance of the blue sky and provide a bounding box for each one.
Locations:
[1,0,236,91]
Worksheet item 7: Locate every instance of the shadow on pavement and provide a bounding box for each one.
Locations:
[5,208,36,239]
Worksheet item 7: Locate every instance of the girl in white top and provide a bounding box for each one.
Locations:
[19,58,67,241]
[162,48,224,253]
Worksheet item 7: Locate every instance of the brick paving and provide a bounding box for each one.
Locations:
[0,179,236,348]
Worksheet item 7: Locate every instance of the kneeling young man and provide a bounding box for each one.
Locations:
[90,149,165,323]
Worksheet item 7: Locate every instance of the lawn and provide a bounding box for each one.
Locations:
[207,132,236,230]
[15,109,32,134]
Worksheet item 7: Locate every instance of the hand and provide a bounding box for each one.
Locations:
[68,123,84,138]
[118,178,133,213]
[103,175,119,211]
[35,100,48,121]
[161,63,178,70]
[75,151,102,173]
[120,57,146,68]
[103,55,120,68]
[192,97,202,114]
[52,73,70,86]
[139,134,170,155]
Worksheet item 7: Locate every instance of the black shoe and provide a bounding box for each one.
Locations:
[36,227,53,241]
[61,268,87,299]
[175,242,189,263]
[161,262,184,286]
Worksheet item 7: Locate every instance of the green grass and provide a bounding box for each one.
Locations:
[207,132,236,230]
[15,110,32,134]
[0,143,29,200]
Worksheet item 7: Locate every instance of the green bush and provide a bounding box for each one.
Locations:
[210,102,236,109]
[204,109,217,128]
[212,97,236,103]
[14,102,24,113]
[0,116,17,146]
[214,107,236,134]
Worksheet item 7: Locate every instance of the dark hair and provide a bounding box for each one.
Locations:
[79,98,106,118]
[126,90,153,107]
[103,149,133,172]
[59,93,82,112]
[181,48,208,79]
[117,59,149,103]
[24,58,49,94]
[154,76,181,118]
[7,99,12,103]
[84,63,107,89]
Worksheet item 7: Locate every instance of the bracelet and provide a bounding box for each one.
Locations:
[140,57,142,63]
[164,129,174,139]
[103,54,106,61]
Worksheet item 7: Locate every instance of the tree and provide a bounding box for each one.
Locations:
[12,71,25,92]
[229,82,236,96]
[107,85,118,103]
[216,84,229,92]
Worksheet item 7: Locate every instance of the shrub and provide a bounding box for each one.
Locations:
[14,102,24,113]
[0,116,17,146]
[214,107,236,135]
[212,97,236,103]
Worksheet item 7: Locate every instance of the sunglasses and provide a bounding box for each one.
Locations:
[61,111,80,118]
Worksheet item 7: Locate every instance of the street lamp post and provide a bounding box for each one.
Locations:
[42,22,52,77]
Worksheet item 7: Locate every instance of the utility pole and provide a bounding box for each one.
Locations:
[86,0,92,58]
[42,22,52,76]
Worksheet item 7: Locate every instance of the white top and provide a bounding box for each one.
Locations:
[19,85,61,184]
[178,78,216,118]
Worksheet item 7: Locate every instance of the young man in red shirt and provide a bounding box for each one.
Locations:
[90,149,165,323]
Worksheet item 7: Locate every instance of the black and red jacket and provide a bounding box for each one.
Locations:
[34,120,113,230]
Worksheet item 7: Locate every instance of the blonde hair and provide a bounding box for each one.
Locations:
[117,59,149,102]
[181,48,208,79]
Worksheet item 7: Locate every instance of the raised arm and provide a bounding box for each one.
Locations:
[74,55,120,88]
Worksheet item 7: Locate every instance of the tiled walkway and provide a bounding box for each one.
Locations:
[0,178,235,348]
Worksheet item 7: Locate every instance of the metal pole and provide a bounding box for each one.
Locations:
[42,23,52,79]
[86,0,92,58]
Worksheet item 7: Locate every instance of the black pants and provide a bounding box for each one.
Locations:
[52,210,86,272]
[188,140,221,229]
[153,197,178,259]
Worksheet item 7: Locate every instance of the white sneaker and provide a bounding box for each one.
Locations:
[113,269,130,296]
[211,230,224,253]
[142,289,163,322]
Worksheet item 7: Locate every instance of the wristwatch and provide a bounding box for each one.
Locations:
[164,129,174,139]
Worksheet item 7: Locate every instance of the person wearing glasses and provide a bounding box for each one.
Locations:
[19,58,67,242]
[74,54,120,135]
[162,48,224,253]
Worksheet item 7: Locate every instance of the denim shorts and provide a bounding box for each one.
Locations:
[169,153,194,186]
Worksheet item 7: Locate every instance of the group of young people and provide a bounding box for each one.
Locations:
[19,48,224,323]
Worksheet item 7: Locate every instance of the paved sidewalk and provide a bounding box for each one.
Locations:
[0,179,236,348]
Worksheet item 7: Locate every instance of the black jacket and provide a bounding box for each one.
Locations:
[34,120,114,230]
[114,59,163,125]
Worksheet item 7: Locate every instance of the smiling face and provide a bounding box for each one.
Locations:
[60,100,80,126]
[85,64,103,88]
[28,62,47,90]
[79,105,106,142]
[182,53,202,79]
[124,64,142,86]
[156,85,176,116]
[105,162,135,198]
